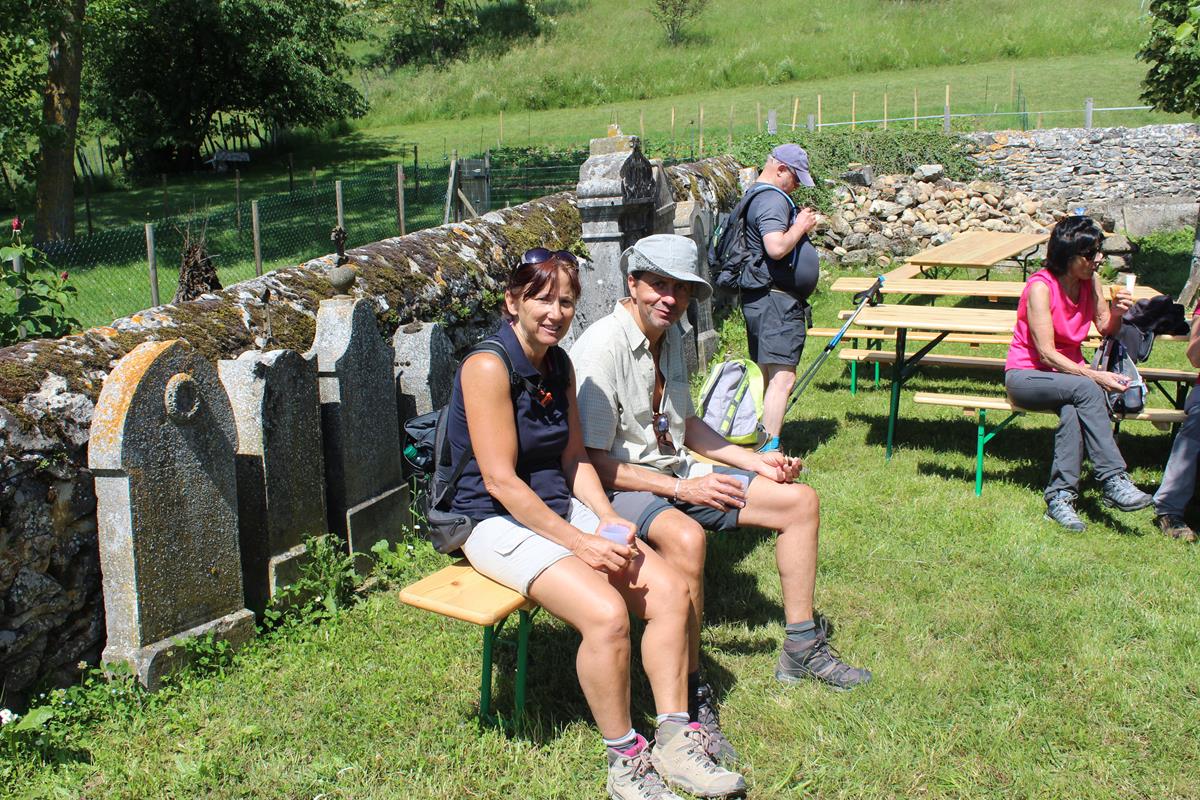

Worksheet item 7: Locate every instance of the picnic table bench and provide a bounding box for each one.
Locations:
[400,560,537,729]
[912,392,1187,495]
[831,276,1163,303]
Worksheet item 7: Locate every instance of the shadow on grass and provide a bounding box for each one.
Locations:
[781,416,839,453]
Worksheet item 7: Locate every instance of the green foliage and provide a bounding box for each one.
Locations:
[0,222,80,345]
[367,0,546,69]
[649,0,709,45]
[1138,0,1200,116]
[489,143,589,168]
[370,535,445,587]
[0,0,44,188]
[261,535,363,631]
[84,0,367,173]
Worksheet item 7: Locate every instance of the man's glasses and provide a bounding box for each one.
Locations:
[521,248,579,268]
[653,412,676,456]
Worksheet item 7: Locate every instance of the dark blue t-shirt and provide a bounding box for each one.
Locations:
[744,184,820,302]
[447,323,572,522]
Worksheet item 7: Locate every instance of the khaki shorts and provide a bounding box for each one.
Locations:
[460,499,600,595]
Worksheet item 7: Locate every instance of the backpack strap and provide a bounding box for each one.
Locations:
[433,340,521,507]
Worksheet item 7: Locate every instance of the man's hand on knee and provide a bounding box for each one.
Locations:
[678,473,746,511]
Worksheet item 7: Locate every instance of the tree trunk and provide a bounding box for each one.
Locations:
[33,0,86,243]
[1180,202,1200,310]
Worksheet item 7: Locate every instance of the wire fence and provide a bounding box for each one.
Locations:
[25,158,584,330]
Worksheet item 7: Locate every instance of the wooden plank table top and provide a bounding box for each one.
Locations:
[831,276,1162,301]
[906,230,1049,269]
[838,303,1024,335]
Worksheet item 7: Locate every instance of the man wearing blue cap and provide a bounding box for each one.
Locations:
[738,144,820,452]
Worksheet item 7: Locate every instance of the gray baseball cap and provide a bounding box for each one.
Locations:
[771,143,816,187]
[620,234,713,302]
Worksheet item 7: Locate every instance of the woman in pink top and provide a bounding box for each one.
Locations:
[1004,216,1152,531]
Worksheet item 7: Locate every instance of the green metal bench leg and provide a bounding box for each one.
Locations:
[479,624,496,727]
[974,408,1023,496]
[513,609,532,727]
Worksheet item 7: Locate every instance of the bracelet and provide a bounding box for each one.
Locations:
[672,478,680,503]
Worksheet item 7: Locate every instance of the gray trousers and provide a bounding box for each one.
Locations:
[1153,383,1200,517]
[1004,369,1127,500]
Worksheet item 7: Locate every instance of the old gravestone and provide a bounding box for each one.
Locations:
[576,128,657,330]
[88,339,254,689]
[309,288,408,571]
[218,349,325,614]
[393,321,457,424]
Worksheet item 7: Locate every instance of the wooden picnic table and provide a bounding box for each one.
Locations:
[835,304,1062,459]
[906,230,1049,276]
[831,276,1162,302]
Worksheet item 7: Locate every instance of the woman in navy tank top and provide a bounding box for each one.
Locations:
[450,250,745,797]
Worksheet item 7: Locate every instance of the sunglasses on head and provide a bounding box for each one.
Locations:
[521,248,579,268]
[1080,248,1102,260]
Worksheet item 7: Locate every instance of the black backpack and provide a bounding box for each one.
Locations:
[401,339,566,555]
[708,183,793,293]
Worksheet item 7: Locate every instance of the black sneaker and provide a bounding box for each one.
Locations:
[775,631,871,690]
[694,683,738,766]
[1100,472,1153,512]
[1044,490,1085,532]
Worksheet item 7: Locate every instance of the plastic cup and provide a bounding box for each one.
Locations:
[1125,273,1136,293]
[598,524,631,545]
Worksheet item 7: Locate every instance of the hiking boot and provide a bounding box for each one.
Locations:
[1155,514,1198,543]
[1100,473,1154,512]
[694,683,739,766]
[651,721,746,798]
[607,736,684,800]
[775,631,871,691]
[1044,491,1085,532]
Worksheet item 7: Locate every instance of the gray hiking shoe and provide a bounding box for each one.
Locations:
[1155,514,1198,543]
[607,736,684,800]
[1044,490,1085,532]
[694,683,738,765]
[775,631,871,690]
[651,721,746,798]
[1100,472,1153,512]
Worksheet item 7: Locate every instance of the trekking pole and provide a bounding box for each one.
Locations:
[784,275,885,417]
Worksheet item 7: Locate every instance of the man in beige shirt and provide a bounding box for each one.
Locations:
[571,234,871,762]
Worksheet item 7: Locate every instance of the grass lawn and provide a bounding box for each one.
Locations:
[9,249,1200,798]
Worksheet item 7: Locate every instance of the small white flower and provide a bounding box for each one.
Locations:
[0,708,18,725]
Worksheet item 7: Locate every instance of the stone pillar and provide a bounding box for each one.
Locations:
[673,200,718,371]
[309,294,408,572]
[218,349,326,614]
[651,160,678,236]
[89,339,254,689]
[393,321,457,423]
[576,129,657,330]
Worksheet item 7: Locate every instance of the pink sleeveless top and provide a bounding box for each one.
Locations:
[1005,269,1096,371]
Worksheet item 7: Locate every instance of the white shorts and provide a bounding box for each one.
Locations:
[460,498,600,595]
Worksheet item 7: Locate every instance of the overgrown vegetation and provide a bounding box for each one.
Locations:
[1138,0,1200,116]
[0,219,79,345]
[649,0,709,45]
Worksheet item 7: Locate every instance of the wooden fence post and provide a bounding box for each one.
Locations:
[883,93,889,130]
[914,88,919,130]
[145,223,160,307]
[817,95,822,129]
[698,105,704,156]
[943,84,951,133]
[396,164,407,236]
[235,169,242,232]
[851,92,857,130]
[791,97,799,130]
[1084,97,1094,129]
[251,200,262,277]
[335,180,344,228]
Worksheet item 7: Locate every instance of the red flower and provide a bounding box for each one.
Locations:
[11,217,20,232]
[60,271,69,281]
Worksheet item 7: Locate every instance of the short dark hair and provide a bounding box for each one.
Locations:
[502,254,581,320]
[1045,216,1104,276]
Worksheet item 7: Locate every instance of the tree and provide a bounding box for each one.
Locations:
[649,0,709,46]
[34,0,86,242]
[85,0,367,173]
[0,0,86,241]
[1137,0,1200,116]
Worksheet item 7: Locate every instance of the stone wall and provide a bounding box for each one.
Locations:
[0,156,742,702]
[968,124,1200,207]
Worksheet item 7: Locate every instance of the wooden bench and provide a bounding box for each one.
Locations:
[882,261,926,280]
[400,560,538,728]
[838,347,1196,405]
[912,391,1187,495]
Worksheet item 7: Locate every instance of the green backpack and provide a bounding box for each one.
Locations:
[696,357,765,445]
